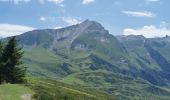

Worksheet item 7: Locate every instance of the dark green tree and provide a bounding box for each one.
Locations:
[0,40,4,83]
[1,36,26,83]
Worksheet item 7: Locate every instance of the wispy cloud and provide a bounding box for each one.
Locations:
[62,17,81,25]
[54,26,62,29]
[39,16,56,22]
[122,11,156,18]
[123,25,170,38]
[40,16,46,21]
[47,0,64,4]
[0,0,64,4]
[39,0,45,4]
[82,0,95,5]
[0,0,31,4]
[145,0,160,2]
[0,24,35,37]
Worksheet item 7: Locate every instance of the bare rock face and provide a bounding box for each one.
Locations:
[16,20,124,56]
[17,20,107,47]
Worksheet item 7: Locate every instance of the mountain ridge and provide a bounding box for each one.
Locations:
[3,20,170,99]
[12,20,170,86]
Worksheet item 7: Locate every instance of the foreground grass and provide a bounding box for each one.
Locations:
[0,77,114,100]
[0,84,33,100]
[27,77,115,100]
[1,76,170,100]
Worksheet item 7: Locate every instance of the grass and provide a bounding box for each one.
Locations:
[23,47,77,78]
[61,73,85,85]
[0,84,33,100]
[0,77,115,100]
[26,77,115,100]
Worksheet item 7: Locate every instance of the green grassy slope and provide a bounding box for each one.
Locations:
[0,77,115,100]
[22,46,170,100]
[23,47,79,78]
[0,84,33,100]
[27,77,115,100]
[60,70,170,100]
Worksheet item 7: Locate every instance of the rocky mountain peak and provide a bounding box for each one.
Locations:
[78,19,106,33]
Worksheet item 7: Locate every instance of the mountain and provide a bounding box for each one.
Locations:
[117,35,170,85]
[17,20,127,78]
[9,20,170,100]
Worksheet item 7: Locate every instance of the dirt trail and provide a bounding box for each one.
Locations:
[21,94,32,100]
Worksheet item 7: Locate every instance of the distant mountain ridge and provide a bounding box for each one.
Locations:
[4,20,170,100]
[117,35,170,85]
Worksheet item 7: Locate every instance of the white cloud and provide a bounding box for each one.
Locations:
[82,0,95,5]
[0,0,65,4]
[40,16,46,21]
[39,16,56,22]
[122,11,155,18]
[54,26,62,29]
[39,0,45,4]
[145,0,159,2]
[0,24,35,37]
[123,25,170,38]
[47,0,64,4]
[13,0,31,4]
[0,0,31,4]
[62,17,81,25]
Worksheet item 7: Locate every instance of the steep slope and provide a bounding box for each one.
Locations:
[117,35,170,85]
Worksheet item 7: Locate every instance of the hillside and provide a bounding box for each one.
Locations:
[0,78,114,100]
[27,77,115,100]
[117,35,170,85]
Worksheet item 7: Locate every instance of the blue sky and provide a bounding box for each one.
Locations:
[0,0,170,38]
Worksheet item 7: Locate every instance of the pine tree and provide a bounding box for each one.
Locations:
[0,40,4,83]
[1,37,26,83]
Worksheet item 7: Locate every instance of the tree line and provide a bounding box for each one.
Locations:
[0,36,26,84]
